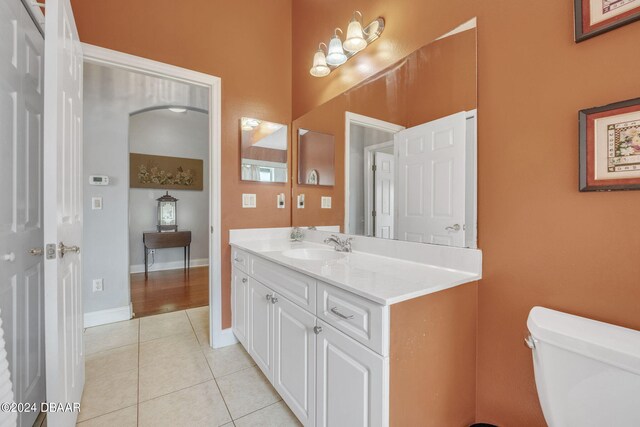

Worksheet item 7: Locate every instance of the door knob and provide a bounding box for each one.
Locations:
[445,224,461,232]
[58,242,80,258]
[2,252,15,262]
[28,248,43,256]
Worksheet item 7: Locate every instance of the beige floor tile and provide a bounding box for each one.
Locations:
[84,319,139,355]
[85,344,138,380]
[139,349,213,401]
[186,305,209,330]
[234,401,301,427]
[77,368,138,422]
[216,366,280,419]
[204,343,255,378]
[140,310,194,342]
[76,405,137,427]
[139,332,200,367]
[195,324,211,347]
[138,380,231,427]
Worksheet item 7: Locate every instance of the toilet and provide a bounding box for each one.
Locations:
[526,307,640,427]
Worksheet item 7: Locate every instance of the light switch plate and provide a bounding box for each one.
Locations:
[242,193,257,208]
[321,196,332,209]
[297,194,305,209]
[91,197,103,210]
[277,193,285,209]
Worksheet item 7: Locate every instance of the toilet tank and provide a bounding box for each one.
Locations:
[527,307,640,427]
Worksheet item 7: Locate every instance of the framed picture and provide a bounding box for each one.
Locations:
[575,0,640,42]
[579,97,640,191]
[130,153,204,191]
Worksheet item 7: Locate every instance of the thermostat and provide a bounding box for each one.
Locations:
[89,175,109,185]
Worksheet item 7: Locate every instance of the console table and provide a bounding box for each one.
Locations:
[143,231,192,278]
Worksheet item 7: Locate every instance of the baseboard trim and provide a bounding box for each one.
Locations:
[84,305,132,328]
[129,258,209,274]
[211,327,238,349]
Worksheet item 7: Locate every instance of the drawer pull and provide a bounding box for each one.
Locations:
[234,257,244,263]
[330,307,354,320]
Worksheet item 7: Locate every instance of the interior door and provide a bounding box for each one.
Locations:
[273,295,316,426]
[248,278,274,380]
[43,0,84,425]
[395,112,466,246]
[373,152,395,239]
[0,1,46,426]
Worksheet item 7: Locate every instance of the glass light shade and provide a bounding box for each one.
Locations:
[343,19,367,53]
[309,49,330,77]
[326,35,347,66]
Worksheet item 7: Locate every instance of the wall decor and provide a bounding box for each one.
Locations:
[575,0,640,41]
[579,97,640,191]
[298,129,336,186]
[130,153,203,191]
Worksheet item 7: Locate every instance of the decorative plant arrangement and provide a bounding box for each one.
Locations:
[130,153,203,191]
[137,163,195,187]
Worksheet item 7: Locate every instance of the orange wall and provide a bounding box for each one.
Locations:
[292,1,640,426]
[71,0,293,329]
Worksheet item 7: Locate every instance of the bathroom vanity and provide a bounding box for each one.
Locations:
[230,228,481,426]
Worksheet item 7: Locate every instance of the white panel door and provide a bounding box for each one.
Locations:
[0,1,45,426]
[316,320,387,427]
[231,267,249,347]
[273,295,316,426]
[43,0,84,425]
[248,278,274,380]
[374,152,395,239]
[395,112,466,246]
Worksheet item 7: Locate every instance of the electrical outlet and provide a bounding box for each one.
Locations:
[321,196,332,209]
[92,279,104,292]
[297,194,305,208]
[277,193,285,208]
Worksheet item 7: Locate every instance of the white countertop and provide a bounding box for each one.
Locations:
[230,239,480,306]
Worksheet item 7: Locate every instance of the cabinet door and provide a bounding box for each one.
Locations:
[316,320,388,427]
[231,267,249,347]
[273,295,316,426]
[248,278,274,380]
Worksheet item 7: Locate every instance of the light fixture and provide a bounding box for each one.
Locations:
[343,11,367,53]
[326,28,347,66]
[309,12,385,78]
[241,117,261,131]
[169,107,187,113]
[309,43,330,77]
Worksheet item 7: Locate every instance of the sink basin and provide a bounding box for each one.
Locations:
[281,248,346,261]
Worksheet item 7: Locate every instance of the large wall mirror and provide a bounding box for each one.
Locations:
[292,18,477,248]
[241,117,288,183]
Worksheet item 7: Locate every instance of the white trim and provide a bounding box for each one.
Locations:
[344,112,404,234]
[363,141,394,237]
[129,259,209,274]
[437,17,477,40]
[216,328,239,347]
[84,305,132,328]
[82,44,226,349]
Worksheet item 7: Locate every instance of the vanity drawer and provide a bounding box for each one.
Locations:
[317,282,389,356]
[232,247,250,273]
[250,256,316,314]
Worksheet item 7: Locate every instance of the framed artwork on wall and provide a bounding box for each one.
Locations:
[130,153,204,191]
[574,0,640,41]
[579,97,640,191]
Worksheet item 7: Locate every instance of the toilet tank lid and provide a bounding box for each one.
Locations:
[528,307,640,375]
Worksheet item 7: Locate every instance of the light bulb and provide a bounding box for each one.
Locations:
[343,18,366,53]
[326,34,347,66]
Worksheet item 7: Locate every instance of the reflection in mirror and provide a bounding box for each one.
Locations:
[298,129,336,186]
[241,117,288,182]
[293,18,477,248]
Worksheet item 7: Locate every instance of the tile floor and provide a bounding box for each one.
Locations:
[77,307,301,426]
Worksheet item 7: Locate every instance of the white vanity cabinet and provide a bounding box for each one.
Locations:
[231,252,387,427]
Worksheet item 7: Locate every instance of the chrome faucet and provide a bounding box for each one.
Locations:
[290,227,304,242]
[324,235,353,252]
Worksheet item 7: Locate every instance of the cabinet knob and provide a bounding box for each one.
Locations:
[271,296,278,304]
[313,326,323,335]
[241,278,248,283]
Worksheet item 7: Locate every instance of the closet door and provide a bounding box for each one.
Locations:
[0,1,45,426]
[248,278,274,380]
[273,294,316,426]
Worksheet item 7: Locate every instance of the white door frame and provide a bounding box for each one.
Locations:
[81,44,231,348]
[344,112,404,234]
[363,141,394,236]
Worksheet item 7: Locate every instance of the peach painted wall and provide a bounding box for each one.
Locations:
[293,1,640,425]
[70,0,293,329]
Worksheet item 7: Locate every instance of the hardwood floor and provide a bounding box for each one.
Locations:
[131,266,209,318]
